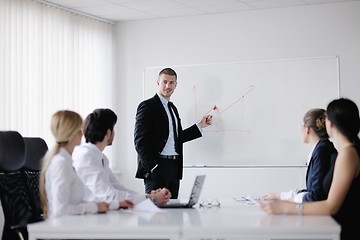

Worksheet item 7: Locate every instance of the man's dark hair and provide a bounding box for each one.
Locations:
[158,68,177,79]
[83,108,117,144]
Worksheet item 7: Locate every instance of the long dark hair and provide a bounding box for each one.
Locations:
[326,98,360,146]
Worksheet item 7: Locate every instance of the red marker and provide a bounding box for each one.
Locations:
[206,105,217,121]
[209,105,217,117]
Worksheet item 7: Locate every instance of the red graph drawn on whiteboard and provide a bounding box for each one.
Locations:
[193,84,255,133]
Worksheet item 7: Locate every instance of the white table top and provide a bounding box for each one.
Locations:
[28,201,340,240]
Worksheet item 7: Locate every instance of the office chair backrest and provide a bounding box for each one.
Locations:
[0,131,25,172]
[23,137,48,223]
[0,131,31,240]
[23,137,48,171]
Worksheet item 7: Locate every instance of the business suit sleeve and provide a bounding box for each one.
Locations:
[303,144,331,202]
[134,101,157,172]
[172,105,202,144]
[179,123,202,143]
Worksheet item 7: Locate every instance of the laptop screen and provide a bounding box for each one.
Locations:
[188,175,206,206]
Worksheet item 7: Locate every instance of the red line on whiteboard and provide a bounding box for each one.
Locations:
[219,85,255,115]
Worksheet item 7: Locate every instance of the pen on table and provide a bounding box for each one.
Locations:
[150,164,158,173]
[242,196,250,201]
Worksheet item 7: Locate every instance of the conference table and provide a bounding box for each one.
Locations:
[28,199,340,240]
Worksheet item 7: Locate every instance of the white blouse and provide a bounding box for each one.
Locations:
[72,143,146,207]
[45,148,98,218]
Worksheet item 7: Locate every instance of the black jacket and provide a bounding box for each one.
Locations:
[134,94,202,180]
[302,139,337,202]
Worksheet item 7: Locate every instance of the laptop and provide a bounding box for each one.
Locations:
[159,175,206,208]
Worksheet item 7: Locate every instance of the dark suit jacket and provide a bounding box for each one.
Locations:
[134,94,202,180]
[302,139,337,202]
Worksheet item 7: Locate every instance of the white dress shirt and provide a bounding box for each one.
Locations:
[72,143,146,207]
[45,148,98,218]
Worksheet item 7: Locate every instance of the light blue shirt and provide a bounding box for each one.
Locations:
[157,94,202,156]
[157,93,178,155]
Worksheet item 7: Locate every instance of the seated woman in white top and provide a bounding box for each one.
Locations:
[39,110,109,218]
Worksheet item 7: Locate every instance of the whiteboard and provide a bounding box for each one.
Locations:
[143,57,339,167]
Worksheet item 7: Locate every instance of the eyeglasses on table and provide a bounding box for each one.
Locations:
[199,199,221,208]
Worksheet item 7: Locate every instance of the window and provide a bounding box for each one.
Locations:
[0,0,114,151]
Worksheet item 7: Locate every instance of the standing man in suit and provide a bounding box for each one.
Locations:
[134,68,212,199]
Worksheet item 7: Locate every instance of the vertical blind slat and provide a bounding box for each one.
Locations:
[0,0,114,159]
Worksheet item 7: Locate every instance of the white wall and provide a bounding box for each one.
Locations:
[1,2,359,236]
[113,1,360,199]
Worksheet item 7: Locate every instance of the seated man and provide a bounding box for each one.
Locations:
[72,108,170,210]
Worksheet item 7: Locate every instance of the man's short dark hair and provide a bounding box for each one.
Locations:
[83,108,117,144]
[158,68,177,79]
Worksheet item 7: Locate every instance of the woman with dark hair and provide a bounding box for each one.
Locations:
[261,98,360,240]
[262,108,337,203]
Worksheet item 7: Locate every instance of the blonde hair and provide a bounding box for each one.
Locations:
[39,110,83,218]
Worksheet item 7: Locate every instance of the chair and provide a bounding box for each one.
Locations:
[0,131,30,240]
[22,137,48,224]
[0,133,47,240]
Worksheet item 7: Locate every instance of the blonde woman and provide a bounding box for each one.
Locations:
[40,110,108,218]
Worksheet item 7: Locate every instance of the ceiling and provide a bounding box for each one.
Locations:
[41,0,355,22]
